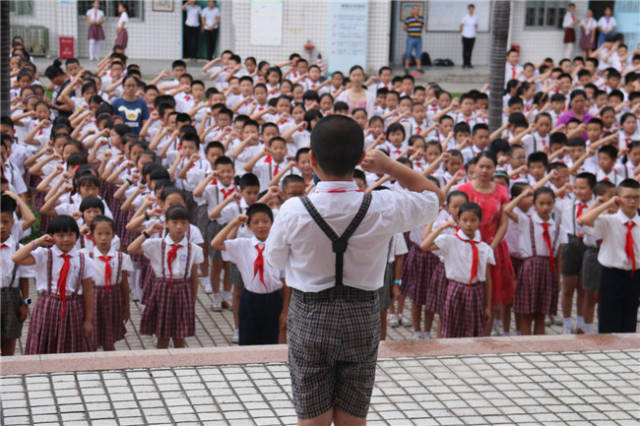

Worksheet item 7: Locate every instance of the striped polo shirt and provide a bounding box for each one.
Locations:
[405,15,424,38]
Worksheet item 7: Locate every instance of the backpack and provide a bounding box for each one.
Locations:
[421,52,431,67]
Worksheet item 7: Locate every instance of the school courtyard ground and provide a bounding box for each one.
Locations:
[2,279,640,425]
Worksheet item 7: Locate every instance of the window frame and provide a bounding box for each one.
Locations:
[524,0,568,31]
[9,0,34,16]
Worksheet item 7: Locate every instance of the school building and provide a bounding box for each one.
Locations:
[9,0,640,73]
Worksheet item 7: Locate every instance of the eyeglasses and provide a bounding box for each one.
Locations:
[621,195,640,201]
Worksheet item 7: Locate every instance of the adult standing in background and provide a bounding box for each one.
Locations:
[114,2,129,51]
[111,75,149,136]
[403,5,424,75]
[580,9,597,58]
[201,0,220,60]
[86,1,105,61]
[597,7,616,47]
[562,3,578,59]
[460,4,478,69]
[182,0,202,60]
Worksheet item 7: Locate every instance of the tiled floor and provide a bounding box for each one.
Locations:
[14,279,578,354]
[2,349,638,425]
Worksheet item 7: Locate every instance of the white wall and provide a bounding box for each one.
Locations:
[11,1,60,56]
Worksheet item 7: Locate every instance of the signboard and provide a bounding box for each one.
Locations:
[327,0,369,73]
[250,0,283,46]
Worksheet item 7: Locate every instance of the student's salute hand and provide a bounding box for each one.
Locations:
[361,149,392,175]
[234,214,248,225]
[190,153,200,162]
[37,234,55,247]
[147,221,164,235]
[522,187,535,197]
[452,170,465,182]
[231,192,242,202]
[71,211,82,220]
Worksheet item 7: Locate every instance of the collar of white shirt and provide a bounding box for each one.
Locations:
[531,211,555,226]
[456,229,481,242]
[163,235,188,247]
[52,245,78,258]
[92,246,117,259]
[313,180,360,193]
[251,236,266,248]
[615,209,638,224]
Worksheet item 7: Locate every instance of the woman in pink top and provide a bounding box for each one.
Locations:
[458,152,515,336]
[336,65,374,115]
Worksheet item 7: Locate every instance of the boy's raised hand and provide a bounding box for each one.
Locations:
[361,149,392,175]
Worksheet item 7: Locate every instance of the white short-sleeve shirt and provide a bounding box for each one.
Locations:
[1,237,36,288]
[87,8,104,24]
[141,235,204,279]
[85,247,133,287]
[460,13,478,38]
[598,16,616,32]
[434,229,495,284]
[118,12,129,29]
[31,246,95,294]
[222,237,283,294]
[185,4,201,27]
[201,6,220,29]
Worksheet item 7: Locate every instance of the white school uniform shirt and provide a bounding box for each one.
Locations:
[221,237,284,294]
[460,13,478,38]
[253,156,288,191]
[381,141,406,159]
[386,233,408,263]
[55,195,113,220]
[455,112,476,128]
[31,246,95,295]
[76,233,121,252]
[588,210,640,270]
[619,131,640,151]
[562,11,576,29]
[201,6,220,29]
[141,235,204,278]
[86,247,133,287]
[557,196,594,239]
[2,163,27,195]
[505,207,525,258]
[596,167,623,186]
[219,196,249,227]
[197,180,237,212]
[174,91,196,113]
[522,132,549,156]
[512,210,567,259]
[461,144,483,164]
[184,4,201,27]
[0,237,35,288]
[434,229,495,284]
[505,63,524,82]
[597,16,616,33]
[87,7,104,24]
[117,12,129,29]
[265,180,439,292]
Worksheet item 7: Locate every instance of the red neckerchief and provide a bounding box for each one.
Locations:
[625,221,636,275]
[98,255,113,292]
[253,244,267,289]
[455,233,479,285]
[540,222,556,273]
[166,244,182,284]
[57,254,72,320]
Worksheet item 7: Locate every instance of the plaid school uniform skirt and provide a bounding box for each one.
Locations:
[88,23,105,40]
[440,280,486,338]
[514,256,559,316]
[115,29,128,49]
[425,259,448,315]
[401,244,439,306]
[140,277,195,339]
[25,294,89,354]
[90,283,126,350]
[1,287,24,340]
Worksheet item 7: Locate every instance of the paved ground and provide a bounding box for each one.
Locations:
[13,278,580,355]
[2,348,638,425]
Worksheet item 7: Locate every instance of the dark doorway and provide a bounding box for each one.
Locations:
[588,1,615,19]
[182,0,214,59]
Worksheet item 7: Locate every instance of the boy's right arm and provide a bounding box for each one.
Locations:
[211,215,246,250]
[577,196,619,227]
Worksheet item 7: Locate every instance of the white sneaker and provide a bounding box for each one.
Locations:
[421,332,431,340]
[562,326,574,335]
[222,291,232,310]
[413,331,422,340]
[211,293,222,311]
[389,314,400,328]
[231,329,239,343]
[399,313,412,327]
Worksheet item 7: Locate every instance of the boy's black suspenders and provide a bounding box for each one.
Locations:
[300,193,372,287]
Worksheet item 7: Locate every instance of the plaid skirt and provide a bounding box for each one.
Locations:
[514,256,558,316]
[425,260,448,315]
[401,244,439,306]
[90,283,126,350]
[1,287,24,340]
[140,277,195,339]
[440,280,486,338]
[88,23,105,40]
[115,29,128,48]
[25,294,89,355]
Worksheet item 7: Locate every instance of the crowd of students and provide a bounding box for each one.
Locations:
[2,36,640,357]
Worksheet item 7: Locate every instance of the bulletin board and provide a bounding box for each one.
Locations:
[427,0,491,32]
[250,0,283,46]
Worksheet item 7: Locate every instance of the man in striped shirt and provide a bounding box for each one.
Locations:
[403,5,425,74]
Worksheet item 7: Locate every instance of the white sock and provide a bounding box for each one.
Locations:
[413,331,422,339]
[584,323,594,334]
[576,316,584,329]
[563,317,573,329]
[94,40,101,59]
[89,39,95,60]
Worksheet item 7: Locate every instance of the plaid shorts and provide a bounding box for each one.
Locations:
[288,286,380,419]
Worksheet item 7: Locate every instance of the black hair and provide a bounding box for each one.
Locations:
[550,132,567,145]
[0,194,17,213]
[453,122,471,135]
[476,151,497,166]
[282,174,304,191]
[80,196,105,214]
[149,168,171,182]
[90,215,114,234]
[77,174,100,188]
[598,144,618,160]
[594,180,616,196]
[575,172,596,189]
[247,203,273,224]
[239,173,260,189]
[533,186,555,202]
[387,122,406,139]
[181,132,200,149]
[206,141,225,154]
[310,115,363,177]
[566,137,586,148]
[528,152,549,167]
[165,205,190,221]
[618,178,640,190]
[296,147,310,162]
[446,190,468,205]
[48,215,80,237]
[333,101,349,113]
[214,155,234,168]
[472,123,489,134]
[510,182,530,198]
[458,202,482,221]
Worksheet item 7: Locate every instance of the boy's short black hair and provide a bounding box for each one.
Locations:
[310,115,363,177]
[296,147,310,162]
[333,101,349,113]
[282,174,304,191]
[566,137,586,148]
[79,196,104,213]
[598,144,618,160]
[165,205,190,221]
[149,168,171,182]
[387,122,406,139]
[90,215,114,233]
[446,190,468,205]
[472,123,489,134]
[0,194,17,214]
[527,152,549,167]
[595,180,616,195]
[533,186,555,202]
[206,141,225,154]
[247,203,273,224]
[214,155,233,168]
[239,173,260,189]
[453,122,471,135]
[172,60,187,69]
[48,215,80,237]
[548,161,568,172]
[618,178,640,190]
[550,132,567,145]
[181,132,200,148]
[575,172,596,189]
[458,202,482,221]
[269,136,286,147]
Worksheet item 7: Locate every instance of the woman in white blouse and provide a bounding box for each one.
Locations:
[580,9,597,58]
[86,1,105,61]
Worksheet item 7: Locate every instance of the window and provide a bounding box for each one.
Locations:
[9,0,33,15]
[77,0,144,20]
[525,1,567,29]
